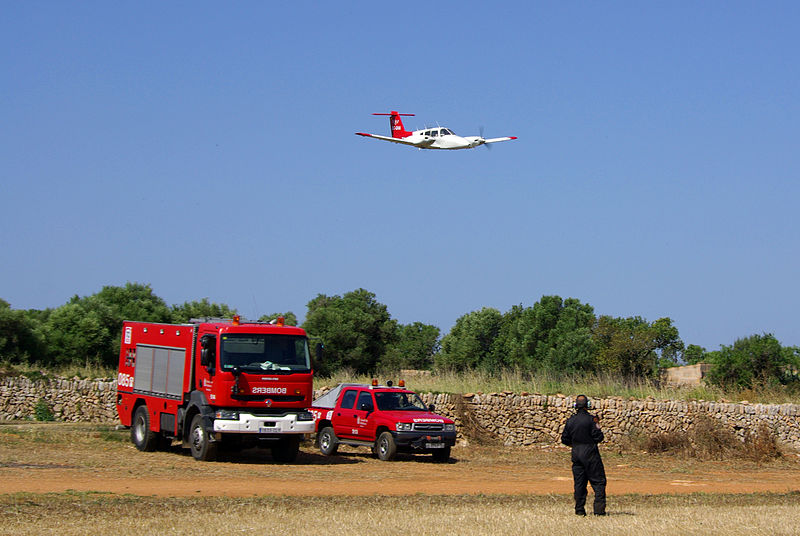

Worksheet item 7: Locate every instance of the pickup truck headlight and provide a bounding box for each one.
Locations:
[215,410,239,420]
[444,424,456,432]
[396,422,413,432]
[297,411,314,421]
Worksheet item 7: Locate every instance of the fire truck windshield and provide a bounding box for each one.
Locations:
[220,334,311,373]
[374,391,427,411]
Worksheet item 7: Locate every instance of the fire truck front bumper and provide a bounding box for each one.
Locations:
[212,410,316,435]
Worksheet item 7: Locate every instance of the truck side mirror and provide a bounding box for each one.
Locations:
[315,342,324,362]
[428,404,435,412]
[359,402,373,413]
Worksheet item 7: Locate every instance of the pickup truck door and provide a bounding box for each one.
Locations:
[333,388,359,439]
[354,390,377,440]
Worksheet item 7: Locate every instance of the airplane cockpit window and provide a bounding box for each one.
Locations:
[441,129,452,136]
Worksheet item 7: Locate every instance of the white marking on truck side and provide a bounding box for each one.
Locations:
[117,372,134,388]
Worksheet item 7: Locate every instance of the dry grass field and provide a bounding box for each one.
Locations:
[3,493,800,536]
[1,423,799,535]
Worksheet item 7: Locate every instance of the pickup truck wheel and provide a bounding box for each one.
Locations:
[189,414,218,461]
[272,436,300,463]
[131,406,158,452]
[432,446,451,462]
[318,427,339,456]
[376,431,397,461]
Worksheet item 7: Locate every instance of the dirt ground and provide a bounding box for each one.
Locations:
[1,423,799,497]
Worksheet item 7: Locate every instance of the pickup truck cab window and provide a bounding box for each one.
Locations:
[357,391,374,412]
[375,391,427,411]
[340,389,357,409]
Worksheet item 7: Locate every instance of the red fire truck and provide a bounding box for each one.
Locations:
[116,316,316,462]
[310,380,457,462]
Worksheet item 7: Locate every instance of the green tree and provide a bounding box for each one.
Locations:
[96,283,172,362]
[493,304,537,369]
[381,322,440,371]
[43,300,116,366]
[38,283,172,367]
[0,299,46,363]
[492,296,596,373]
[683,344,708,365]
[94,283,171,325]
[258,312,298,326]
[436,307,503,371]
[534,297,596,372]
[706,333,799,389]
[302,289,397,376]
[593,316,683,377]
[171,298,237,323]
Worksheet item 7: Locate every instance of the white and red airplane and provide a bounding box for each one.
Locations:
[356,111,517,150]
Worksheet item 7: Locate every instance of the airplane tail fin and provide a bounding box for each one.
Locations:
[373,111,414,138]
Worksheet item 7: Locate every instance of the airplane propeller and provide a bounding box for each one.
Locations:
[479,126,491,150]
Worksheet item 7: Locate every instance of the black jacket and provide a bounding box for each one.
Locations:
[561,409,604,447]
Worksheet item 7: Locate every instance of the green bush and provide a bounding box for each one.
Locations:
[33,398,55,421]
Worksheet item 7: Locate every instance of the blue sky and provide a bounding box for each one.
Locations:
[2,2,798,350]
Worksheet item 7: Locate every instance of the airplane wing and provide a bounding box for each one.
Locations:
[483,136,518,144]
[355,132,430,147]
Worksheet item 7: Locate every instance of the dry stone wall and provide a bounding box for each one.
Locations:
[2,377,798,451]
[415,392,800,450]
[0,376,117,422]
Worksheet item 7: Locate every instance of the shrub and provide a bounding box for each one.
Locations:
[690,415,737,460]
[638,416,782,461]
[33,398,55,421]
[453,396,497,445]
[742,423,782,463]
[646,431,691,454]
[617,427,649,453]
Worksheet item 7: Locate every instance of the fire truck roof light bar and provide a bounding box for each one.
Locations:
[188,317,285,325]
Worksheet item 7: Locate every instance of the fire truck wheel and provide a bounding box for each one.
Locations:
[271,436,300,463]
[189,414,218,461]
[131,405,158,452]
[318,427,339,456]
[376,431,397,461]
[431,446,451,462]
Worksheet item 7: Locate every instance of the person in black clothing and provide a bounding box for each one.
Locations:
[560,394,606,516]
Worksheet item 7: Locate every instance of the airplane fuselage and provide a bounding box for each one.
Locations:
[402,128,483,150]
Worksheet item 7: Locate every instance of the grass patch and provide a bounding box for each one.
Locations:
[96,427,128,443]
[0,361,114,381]
[1,492,799,536]
[3,363,797,403]
[317,369,799,404]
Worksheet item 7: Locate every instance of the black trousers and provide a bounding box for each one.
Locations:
[571,444,606,514]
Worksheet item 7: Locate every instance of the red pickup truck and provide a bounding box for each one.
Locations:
[310,382,457,462]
